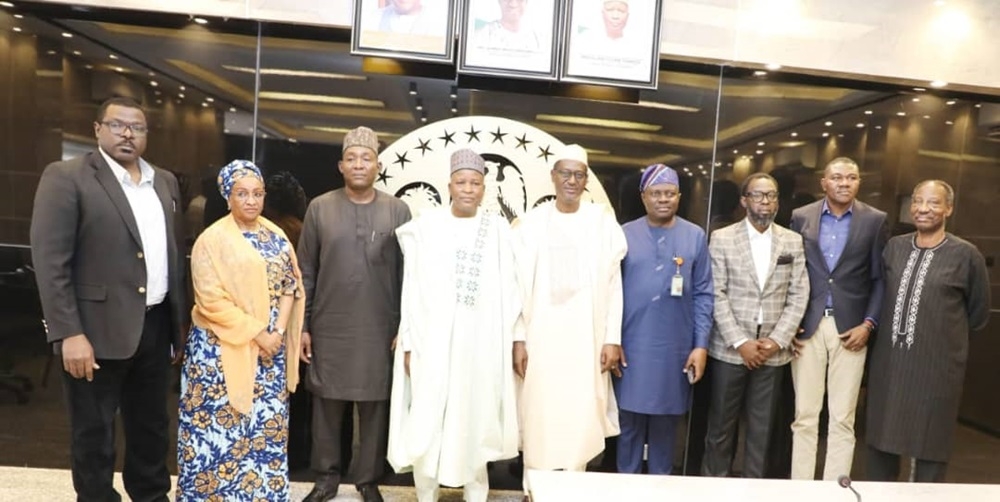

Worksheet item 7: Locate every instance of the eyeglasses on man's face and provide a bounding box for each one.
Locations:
[555,169,588,182]
[744,191,779,203]
[100,120,148,136]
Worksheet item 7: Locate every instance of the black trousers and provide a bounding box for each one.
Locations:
[867,446,948,483]
[62,303,171,502]
[702,358,784,478]
[311,398,389,488]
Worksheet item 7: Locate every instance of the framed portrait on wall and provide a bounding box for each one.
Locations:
[351,0,457,62]
[560,0,662,89]
[458,0,561,79]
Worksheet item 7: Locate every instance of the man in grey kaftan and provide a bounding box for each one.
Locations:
[299,127,412,502]
[865,180,990,483]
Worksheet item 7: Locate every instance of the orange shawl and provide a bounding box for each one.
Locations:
[189,214,305,415]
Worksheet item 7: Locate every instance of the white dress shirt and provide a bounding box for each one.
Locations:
[733,219,773,348]
[99,148,169,306]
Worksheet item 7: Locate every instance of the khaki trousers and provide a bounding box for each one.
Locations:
[790,317,867,480]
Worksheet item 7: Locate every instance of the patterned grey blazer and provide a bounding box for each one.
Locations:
[708,219,809,366]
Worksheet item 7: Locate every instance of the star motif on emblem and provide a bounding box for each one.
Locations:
[439,129,456,147]
[490,127,507,144]
[515,133,532,151]
[464,125,481,142]
[537,144,554,161]
[393,151,411,170]
[414,137,432,156]
[376,169,392,186]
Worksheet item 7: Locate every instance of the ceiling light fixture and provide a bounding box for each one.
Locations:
[193,17,208,25]
[790,132,798,137]
[114,67,124,73]
[856,123,865,128]
[61,32,73,38]
[634,100,701,113]
[409,82,417,95]
[875,125,883,129]
[12,27,21,32]
[150,80,158,86]
[109,54,118,59]
[912,97,920,102]
[765,63,782,70]
[732,149,738,154]
[205,97,214,102]
[221,65,368,80]
[755,149,764,154]
[946,100,956,105]
[923,115,931,119]
[258,91,384,107]
[14,14,22,19]
[929,80,948,88]
[975,104,982,108]
[229,107,237,112]
[178,93,185,98]
[757,141,765,146]
[535,114,662,132]
[824,121,833,126]
[822,132,830,137]
[864,110,873,115]
[753,70,768,77]
[0,2,14,7]
[72,50,81,56]
[945,120,954,125]
[913,87,926,92]
[180,85,186,91]
[450,100,457,113]
[896,111,906,116]
[449,85,458,99]
[415,98,423,111]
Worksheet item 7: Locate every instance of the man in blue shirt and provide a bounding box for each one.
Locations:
[788,157,888,480]
[615,164,714,474]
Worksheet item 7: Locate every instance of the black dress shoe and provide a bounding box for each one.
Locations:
[358,484,384,502]
[302,484,338,502]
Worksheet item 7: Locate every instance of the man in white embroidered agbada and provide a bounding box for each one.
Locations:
[865,180,990,482]
[511,144,627,492]
[387,149,520,502]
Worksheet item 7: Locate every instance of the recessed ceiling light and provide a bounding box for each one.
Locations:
[289,138,298,143]
[14,14,24,19]
[946,100,956,105]
[45,50,55,55]
[409,82,418,95]
[824,121,833,127]
[765,63,782,70]
[0,2,15,7]
[923,115,931,119]
[450,106,458,113]
[753,70,768,77]
[156,99,162,104]
[912,98,920,102]
[913,87,926,92]
[930,80,947,88]
[856,123,865,128]
[201,102,209,108]
[148,71,155,77]
[193,17,208,25]
[945,120,954,125]
[12,27,21,32]
[206,97,214,102]
[449,85,458,99]
[222,65,367,81]
[262,133,269,139]
[180,85,186,91]
[975,103,982,108]
[178,93,185,98]
[757,141,765,146]
[114,67,123,72]
[875,125,882,129]
[864,110,873,115]
[756,149,764,154]
[154,90,161,96]
[420,116,428,123]
[84,64,93,69]
[229,107,237,112]
[61,32,73,38]
[150,80,158,87]
[822,132,830,137]
[634,100,701,113]
[415,98,423,111]
[109,54,118,59]
[733,149,739,154]
[790,132,798,137]
[897,111,906,116]
[837,134,844,138]
[72,50,81,56]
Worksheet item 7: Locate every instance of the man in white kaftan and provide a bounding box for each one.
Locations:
[388,149,520,502]
[511,145,627,491]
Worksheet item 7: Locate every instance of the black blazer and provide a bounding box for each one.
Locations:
[790,198,888,338]
[30,151,189,359]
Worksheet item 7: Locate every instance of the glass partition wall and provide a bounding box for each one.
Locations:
[0,1,998,485]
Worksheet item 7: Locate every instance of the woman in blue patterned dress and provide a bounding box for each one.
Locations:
[177,160,305,501]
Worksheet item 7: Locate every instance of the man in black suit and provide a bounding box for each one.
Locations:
[30,96,188,502]
[788,157,888,480]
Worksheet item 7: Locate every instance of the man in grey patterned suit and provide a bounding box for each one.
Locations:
[702,172,809,478]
